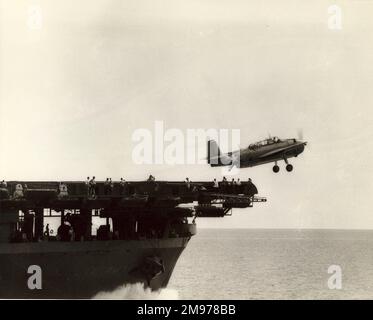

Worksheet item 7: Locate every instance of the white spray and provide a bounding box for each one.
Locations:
[92,282,179,300]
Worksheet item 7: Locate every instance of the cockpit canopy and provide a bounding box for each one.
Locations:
[249,136,280,149]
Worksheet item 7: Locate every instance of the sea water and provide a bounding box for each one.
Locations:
[167,229,373,299]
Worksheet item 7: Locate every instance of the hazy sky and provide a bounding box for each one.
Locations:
[1,0,372,228]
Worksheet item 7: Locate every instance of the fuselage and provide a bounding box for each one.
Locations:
[207,136,307,172]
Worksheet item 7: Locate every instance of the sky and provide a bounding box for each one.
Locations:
[0,0,372,229]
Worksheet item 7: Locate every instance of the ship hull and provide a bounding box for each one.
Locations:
[0,238,189,299]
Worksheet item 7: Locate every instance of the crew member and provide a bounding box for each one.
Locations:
[213,178,219,189]
[85,177,90,196]
[185,178,191,190]
[104,178,110,195]
[230,178,236,193]
[109,178,114,194]
[119,178,127,195]
[13,184,24,199]
[236,178,242,193]
[58,183,69,198]
[221,176,227,192]
[0,180,8,198]
[44,224,50,240]
[89,176,96,198]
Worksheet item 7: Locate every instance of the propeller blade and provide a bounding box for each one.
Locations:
[297,129,303,141]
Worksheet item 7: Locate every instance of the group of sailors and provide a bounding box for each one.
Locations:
[0,182,28,199]
[213,177,244,188]
[183,176,256,193]
[1,180,68,200]
[217,177,253,187]
[86,176,129,198]
[104,178,114,195]
[85,176,96,197]
[1,175,257,199]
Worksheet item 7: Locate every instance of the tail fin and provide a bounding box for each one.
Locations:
[207,140,232,166]
[207,140,221,165]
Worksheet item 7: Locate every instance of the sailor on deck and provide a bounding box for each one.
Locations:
[185,178,191,190]
[104,178,110,195]
[58,183,69,199]
[89,176,96,198]
[85,177,90,196]
[221,176,228,192]
[119,178,127,195]
[13,184,24,199]
[230,178,236,193]
[213,178,219,189]
[236,178,242,193]
[0,180,9,199]
[109,178,114,194]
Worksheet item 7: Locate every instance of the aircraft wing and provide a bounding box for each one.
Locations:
[207,154,233,164]
[257,144,298,158]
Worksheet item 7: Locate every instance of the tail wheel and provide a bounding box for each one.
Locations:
[286,164,293,172]
[273,165,280,173]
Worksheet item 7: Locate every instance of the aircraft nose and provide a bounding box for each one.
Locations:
[300,142,306,152]
[297,140,307,146]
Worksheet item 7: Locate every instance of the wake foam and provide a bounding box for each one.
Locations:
[92,283,179,300]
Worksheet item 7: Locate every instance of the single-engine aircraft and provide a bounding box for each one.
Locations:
[207,135,307,173]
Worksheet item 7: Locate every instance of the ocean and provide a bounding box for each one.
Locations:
[167,229,373,300]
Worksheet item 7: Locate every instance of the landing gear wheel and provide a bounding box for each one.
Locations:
[286,164,293,172]
[273,165,280,173]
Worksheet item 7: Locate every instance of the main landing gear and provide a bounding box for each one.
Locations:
[273,163,280,173]
[272,160,293,173]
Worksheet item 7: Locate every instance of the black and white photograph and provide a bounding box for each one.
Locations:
[0,0,372,306]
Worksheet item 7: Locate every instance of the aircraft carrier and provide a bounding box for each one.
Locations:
[0,179,266,299]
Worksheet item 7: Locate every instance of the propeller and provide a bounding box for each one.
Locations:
[296,128,309,149]
[297,128,303,141]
